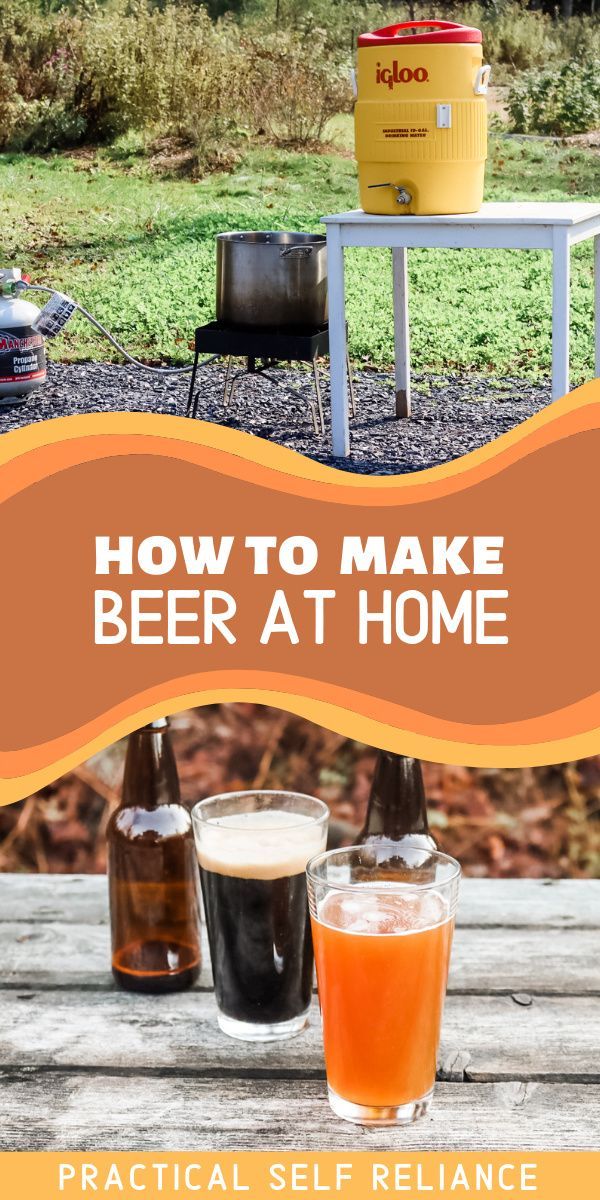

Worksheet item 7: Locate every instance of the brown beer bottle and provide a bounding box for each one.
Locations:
[358,751,436,851]
[107,718,201,993]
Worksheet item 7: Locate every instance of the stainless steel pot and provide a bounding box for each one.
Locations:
[216,231,328,329]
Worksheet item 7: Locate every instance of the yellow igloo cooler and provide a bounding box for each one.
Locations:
[355,20,491,215]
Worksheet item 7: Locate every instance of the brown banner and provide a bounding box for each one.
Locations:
[1,382,599,800]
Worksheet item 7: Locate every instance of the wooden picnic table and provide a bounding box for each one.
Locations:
[0,874,598,1151]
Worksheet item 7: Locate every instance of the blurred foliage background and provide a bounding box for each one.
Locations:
[3,0,600,159]
[1,704,598,878]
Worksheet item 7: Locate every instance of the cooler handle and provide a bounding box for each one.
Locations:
[474,65,492,95]
[374,20,471,38]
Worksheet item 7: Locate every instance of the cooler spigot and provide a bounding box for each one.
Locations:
[368,182,412,206]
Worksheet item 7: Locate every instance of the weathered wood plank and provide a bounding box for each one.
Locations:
[1,875,598,929]
[0,922,212,991]
[0,875,596,1152]
[0,1075,596,1151]
[0,875,107,925]
[457,877,600,928]
[449,926,600,994]
[2,922,598,996]
[0,991,597,1082]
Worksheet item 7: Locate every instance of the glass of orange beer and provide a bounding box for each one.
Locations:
[307,843,460,1126]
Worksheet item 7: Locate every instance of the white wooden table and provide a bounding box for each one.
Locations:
[322,203,600,457]
[0,874,598,1149]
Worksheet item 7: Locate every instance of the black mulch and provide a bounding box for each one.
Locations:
[0,360,551,475]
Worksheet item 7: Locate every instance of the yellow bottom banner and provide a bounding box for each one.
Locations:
[1,1153,598,1200]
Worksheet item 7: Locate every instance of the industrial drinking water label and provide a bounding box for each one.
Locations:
[0,325,45,384]
[32,292,77,338]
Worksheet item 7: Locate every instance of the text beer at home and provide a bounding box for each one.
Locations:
[93,533,508,647]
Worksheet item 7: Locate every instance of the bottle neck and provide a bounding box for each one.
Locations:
[361,752,431,842]
[121,721,181,809]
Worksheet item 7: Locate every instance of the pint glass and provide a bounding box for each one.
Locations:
[307,843,460,1125]
[193,790,328,1041]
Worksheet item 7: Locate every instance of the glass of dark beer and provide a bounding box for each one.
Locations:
[192,790,329,1041]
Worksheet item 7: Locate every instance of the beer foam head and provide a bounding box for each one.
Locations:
[318,884,450,935]
[196,809,328,880]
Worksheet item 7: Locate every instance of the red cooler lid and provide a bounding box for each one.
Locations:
[358,20,482,47]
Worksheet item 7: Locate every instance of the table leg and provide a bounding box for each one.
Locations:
[326,224,350,456]
[551,229,570,401]
[392,246,411,418]
[186,349,200,417]
[595,235,600,378]
[312,357,325,435]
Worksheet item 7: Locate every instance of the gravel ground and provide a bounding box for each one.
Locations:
[0,360,551,475]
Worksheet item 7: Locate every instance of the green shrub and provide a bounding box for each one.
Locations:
[0,0,350,161]
[459,1,556,71]
[555,15,600,61]
[507,60,600,137]
[241,23,352,147]
[0,61,20,148]
[156,9,246,168]
[6,98,86,153]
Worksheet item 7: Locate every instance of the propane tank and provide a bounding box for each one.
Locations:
[0,268,46,403]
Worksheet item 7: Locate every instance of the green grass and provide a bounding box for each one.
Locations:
[1,136,600,380]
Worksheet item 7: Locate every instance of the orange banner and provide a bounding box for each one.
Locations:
[0,1152,598,1200]
[1,382,599,801]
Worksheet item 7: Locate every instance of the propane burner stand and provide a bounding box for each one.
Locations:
[186,321,355,436]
